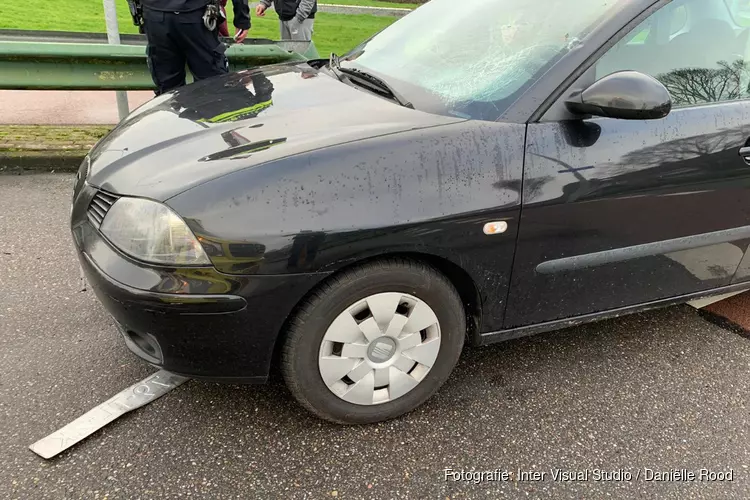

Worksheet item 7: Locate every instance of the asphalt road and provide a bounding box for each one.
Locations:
[1,173,749,499]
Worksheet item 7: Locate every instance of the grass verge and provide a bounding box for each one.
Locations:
[0,125,110,172]
[3,1,401,56]
[0,125,110,150]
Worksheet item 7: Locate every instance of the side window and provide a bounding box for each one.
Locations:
[596,0,750,107]
[625,5,687,45]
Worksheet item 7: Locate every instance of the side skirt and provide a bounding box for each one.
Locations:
[478,281,750,346]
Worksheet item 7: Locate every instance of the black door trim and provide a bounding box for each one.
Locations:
[536,225,750,275]
[478,281,750,345]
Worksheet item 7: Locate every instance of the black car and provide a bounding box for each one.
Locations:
[71,0,750,424]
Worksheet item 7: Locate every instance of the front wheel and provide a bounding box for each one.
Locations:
[281,259,466,424]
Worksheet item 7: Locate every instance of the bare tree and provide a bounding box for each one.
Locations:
[657,59,750,106]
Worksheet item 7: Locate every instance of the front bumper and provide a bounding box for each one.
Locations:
[71,182,327,382]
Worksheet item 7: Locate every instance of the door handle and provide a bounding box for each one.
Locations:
[739,146,750,160]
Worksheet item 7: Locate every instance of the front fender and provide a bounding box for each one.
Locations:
[167,120,526,331]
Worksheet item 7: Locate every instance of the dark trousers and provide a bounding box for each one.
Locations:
[143,8,228,95]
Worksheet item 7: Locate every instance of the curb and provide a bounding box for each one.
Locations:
[0,125,106,173]
[698,308,750,339]
[0,151,85,173]
[698,291,750,339]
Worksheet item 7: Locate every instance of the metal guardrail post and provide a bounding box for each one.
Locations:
[103,0,130,120]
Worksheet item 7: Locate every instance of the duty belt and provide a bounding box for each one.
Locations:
[203,0,226,31]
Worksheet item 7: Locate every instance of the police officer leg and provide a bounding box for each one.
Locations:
[143,9,187,95]
[175,12,228,82]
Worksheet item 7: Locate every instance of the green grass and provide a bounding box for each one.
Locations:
[737,13,750,27]
[1,0,401,56]
[0,125,110,151]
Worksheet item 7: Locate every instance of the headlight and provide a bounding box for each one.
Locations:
[100,197,211,266]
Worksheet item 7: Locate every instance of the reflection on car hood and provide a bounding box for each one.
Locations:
[87,63,463,201]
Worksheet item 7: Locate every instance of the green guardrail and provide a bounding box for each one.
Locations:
[0,30,320,90]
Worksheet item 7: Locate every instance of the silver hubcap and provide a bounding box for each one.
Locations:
[318,292,441,406]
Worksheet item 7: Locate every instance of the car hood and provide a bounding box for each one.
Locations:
[87,62,463,201]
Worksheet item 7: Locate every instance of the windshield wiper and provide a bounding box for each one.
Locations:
[329,53,413,109]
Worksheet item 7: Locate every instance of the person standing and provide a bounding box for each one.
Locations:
[141,0,251,95]
[218,0,230,37]
[255,0,317,41]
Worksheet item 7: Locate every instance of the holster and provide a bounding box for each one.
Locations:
[126,0,145,34]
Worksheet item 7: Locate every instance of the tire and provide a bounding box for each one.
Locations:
[281,258,466,424]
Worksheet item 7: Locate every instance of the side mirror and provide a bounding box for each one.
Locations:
[565,71,672,120]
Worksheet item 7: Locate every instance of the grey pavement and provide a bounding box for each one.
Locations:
[1,172,749,499]
[260,2,411,17]
[316,4,411,17]
[0,91,153,125]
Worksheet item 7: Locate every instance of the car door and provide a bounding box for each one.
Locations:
[503,0,750,328]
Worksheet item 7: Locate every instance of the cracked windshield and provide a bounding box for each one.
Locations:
[341,0,620,121]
